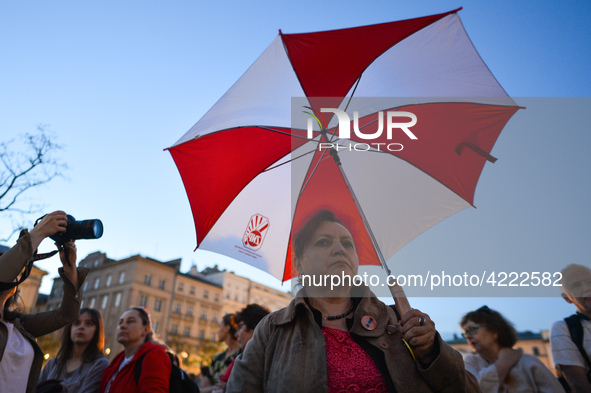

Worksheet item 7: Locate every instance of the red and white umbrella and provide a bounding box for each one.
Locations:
[168,8,520,311]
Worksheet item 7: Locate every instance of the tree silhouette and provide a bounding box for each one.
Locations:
[1,126,67,240]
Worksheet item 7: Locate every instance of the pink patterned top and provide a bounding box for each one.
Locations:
[322,326,388,393]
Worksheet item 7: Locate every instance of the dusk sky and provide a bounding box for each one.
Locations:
[1,0,590,338]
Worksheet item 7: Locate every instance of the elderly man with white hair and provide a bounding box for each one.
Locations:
[550,264,591,393]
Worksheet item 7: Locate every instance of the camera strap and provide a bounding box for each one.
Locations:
[0,250,58,292]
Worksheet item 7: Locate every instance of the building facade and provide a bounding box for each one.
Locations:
[198,265,293,316]
[44,251,292,372]
[0,243,48,313]
[18,265,48,312]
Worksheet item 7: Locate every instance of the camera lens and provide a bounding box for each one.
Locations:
[93,220,104,239]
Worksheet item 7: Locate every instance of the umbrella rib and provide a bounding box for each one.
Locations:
[299,147,332,196]
[342,78,362,113]
[335,159,411,314]
[256,126,311,141]
[262,148,317,173]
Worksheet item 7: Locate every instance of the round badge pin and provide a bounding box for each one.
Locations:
[361,315,377,331]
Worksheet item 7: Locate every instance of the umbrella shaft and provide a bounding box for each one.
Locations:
[329,151,411,316]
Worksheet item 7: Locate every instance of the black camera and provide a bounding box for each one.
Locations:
[36,214,104,245]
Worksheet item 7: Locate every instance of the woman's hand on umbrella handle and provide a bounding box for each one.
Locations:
[400,309,437,366]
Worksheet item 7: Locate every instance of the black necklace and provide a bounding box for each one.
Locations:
[323,301,355,321]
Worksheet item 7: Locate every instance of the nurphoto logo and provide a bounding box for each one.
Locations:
[304,107,418,152]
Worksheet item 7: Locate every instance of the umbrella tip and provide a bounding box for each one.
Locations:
[279,29,283,35]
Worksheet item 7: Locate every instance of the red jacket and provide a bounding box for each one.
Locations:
[99,341,171,393]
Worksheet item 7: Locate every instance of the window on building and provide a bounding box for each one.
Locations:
[200,310,207,321]
[234,294,238,301]
[171,324,178,335]
[211,333,216,341]
[115,293,121,307]
[94,278,100,290]
[93,260,99,267]
[119,272,125,284]
[144,274,152,286]
[184,327,191,337]
[140,295,148,308]
[174,303,181,314]
[101,295,109,309]
[214,293,220,302]
[158,279,165,290]
[155,299,162,312]
[203,290,209,299]
[212,312,218,323]
[82,281,88,291]
[153,321,159,333]
[89,298,96,308]
[533,346,540,356]
[190,286,195,295]
[80,299,85,308]
[187,305,193,317]
[198,330,205,340]
[226,293,230,299]
[106,275,112,287]
[178,282,184,292]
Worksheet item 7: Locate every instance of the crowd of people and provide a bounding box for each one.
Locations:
[1,209,590,392]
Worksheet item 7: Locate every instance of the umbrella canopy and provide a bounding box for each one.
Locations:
[168,9,519,290]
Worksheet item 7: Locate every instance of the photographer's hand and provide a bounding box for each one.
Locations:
[29,211,68,251]
[58,241,78,289]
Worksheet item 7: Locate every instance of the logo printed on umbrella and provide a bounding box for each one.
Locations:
[242,214,270,251]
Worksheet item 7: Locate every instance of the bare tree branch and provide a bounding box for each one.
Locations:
[0,126,68,241]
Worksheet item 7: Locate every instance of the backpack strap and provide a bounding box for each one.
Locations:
[564,314,591,374]
[134,349,178,385]
[134,351,150,385]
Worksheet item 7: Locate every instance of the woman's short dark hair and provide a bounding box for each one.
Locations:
[294,210,346,259]
[222,313,238,337]
[55,308,105,376]
[460,305,518,348]
[235,304,271,331]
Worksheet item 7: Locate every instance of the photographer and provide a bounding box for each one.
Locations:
[0,211,88,393]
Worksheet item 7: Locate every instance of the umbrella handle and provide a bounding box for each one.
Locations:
[389,279,411,316]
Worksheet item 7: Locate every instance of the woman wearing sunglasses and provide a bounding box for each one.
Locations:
[460,306,562,392]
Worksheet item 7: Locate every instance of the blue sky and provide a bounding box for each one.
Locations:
[1,1,590,338]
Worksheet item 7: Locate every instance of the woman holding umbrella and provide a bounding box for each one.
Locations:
[460,306,563,392]
[226,209,479,392]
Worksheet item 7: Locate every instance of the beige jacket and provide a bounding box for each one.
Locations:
[227,288,481,393]
[0,229,88,393]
